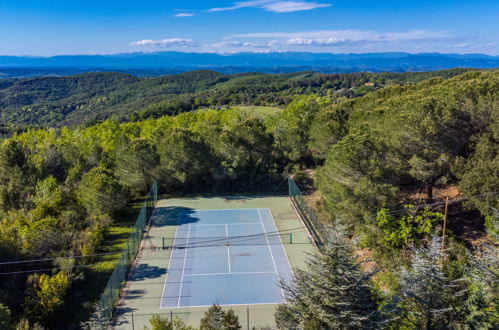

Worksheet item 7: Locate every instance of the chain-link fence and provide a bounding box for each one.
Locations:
[93,181,158,323]
[161,173,289,195]
[115,305,278,330]
[288,177,326,248]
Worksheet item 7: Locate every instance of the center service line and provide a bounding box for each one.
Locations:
[225,224,231,273]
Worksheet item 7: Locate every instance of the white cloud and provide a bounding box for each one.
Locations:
[209,0,330,13]
[285,37,348,46]
[175,13,195,17]
[211,40,271,48]
[231,29,450,47]
[131,38,197,47]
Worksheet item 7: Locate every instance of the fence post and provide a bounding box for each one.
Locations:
[170,310,173,323]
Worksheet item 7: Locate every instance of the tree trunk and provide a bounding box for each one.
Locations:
[426,182,434,202]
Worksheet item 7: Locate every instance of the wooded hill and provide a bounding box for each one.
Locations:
[0,69,497,329]
[0,68,471,128]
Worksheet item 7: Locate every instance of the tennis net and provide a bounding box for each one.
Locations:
[161,231,297,249]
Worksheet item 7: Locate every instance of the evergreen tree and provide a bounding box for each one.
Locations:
[391,235,467,329]
[275,223,380,329]
[145,314,193,330]
[15,318,45,330]
[76,166,127,217]
[200,304,241,330]
[457,210,498,328]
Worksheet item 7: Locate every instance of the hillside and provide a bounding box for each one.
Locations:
[0,70,497,329]
[0,68,473,128]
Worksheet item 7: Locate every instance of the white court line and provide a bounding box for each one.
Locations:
[265,208,295,277]
[258,208,286,299]
[176,223,191,308]
[190,208,262,212]
[189,223,262,227]
[160,213,182,308]
[225,224,231,274]
[185,271,275,277]
[172,302,280,309]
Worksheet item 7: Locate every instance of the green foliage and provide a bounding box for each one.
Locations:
[77,167,127,216]
[32,176,63,218]
[274,95,327,164]
[315,70,498,224]
[276,223,380,329]
[200,304,241,330]
[35,271,70,316]
[15,318,45,330]
[0,140,34,211]
[147,314,194,330]
[456,133,499,226]
[388,236,470,329]
[375,206,443,249]
[115,138,160,194]
[0,303,12,330]
[308,106,348,160]
[316,126,400,221]
[0,69,472,128]
[0,69,497,329]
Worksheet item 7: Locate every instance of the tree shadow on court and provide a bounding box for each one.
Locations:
[113,306,138,327]
[152,206,200,228]
[129,263,167,281]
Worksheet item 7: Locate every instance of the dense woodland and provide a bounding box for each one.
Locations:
[0,68,471,128]
[0,69,497,329]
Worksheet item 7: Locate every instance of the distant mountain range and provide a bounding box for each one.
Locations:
[0,52,498,78]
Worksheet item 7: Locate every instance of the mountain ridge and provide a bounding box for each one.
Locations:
[1,52,498,76]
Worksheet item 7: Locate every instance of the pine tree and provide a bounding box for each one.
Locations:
[275,223,380,329]
[457,211,498,328]
[145,314,193,330]
[391,235,467,329]
[200,304,241,330]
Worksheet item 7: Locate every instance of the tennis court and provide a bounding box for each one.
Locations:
[114,196,313,329]
[160,208,293,308]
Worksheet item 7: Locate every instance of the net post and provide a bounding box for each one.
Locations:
[247,307,250,330]
[290,232,293,244]
[162,237,165,250]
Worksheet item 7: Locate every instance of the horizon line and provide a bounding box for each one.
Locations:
[1,50,498,58]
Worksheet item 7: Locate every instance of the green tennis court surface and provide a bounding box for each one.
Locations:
[114,196,313,329]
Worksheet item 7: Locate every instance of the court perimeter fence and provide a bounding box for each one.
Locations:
[93,181,158,324]
[117,307,287,330]
[94,176,325,326]
[288,177,327,248]
[161,173,290,195]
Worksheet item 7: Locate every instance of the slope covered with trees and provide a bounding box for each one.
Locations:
[0,69,497,329]
[0,68,471,128]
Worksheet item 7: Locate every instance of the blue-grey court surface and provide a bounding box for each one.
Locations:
[160,208,294,308]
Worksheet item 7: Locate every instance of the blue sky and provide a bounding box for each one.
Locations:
[0,0,498,56]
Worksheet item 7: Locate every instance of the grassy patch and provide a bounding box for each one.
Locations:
[234,105,282,117]
[55,199,144,328]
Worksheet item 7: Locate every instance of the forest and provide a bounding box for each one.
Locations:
[0,68,471,129]
[0,69,497,329]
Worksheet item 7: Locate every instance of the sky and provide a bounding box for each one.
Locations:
[0,0,498,56]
